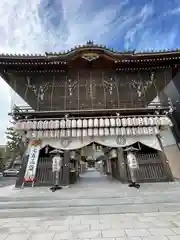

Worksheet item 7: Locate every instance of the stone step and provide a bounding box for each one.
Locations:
[0,195,180,209]
[0,202,180,218]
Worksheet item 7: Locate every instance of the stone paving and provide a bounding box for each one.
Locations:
[1,212,180,239]
[1,170,180,239]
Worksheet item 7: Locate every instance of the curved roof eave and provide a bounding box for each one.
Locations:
[0,42,180,60]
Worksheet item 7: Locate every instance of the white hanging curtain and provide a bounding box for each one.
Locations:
[40,135,162,151]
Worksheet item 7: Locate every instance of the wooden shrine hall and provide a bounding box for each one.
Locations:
[0,41,180,187]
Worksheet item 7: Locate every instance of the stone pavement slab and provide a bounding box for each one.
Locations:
[0,212,180,239]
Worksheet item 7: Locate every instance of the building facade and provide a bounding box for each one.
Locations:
[0,41,180,186]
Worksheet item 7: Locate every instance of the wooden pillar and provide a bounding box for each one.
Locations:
[117,147,128,183]
[62,150,70,186]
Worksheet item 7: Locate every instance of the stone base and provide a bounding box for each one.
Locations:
[164,144,180,179]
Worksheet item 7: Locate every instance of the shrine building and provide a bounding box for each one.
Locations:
[0,41,180,187]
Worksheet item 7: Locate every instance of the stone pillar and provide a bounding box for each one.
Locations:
[62,150,70,186]
[117,147,128,182]
[160,128,180,179]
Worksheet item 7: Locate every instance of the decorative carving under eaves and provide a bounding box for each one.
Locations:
[25,76,51,102]
[88,78,96,99]
[82,53,99,61]
[131,79,143,98]
[104,77,114,95]
[68,78,78,96]
[131,71,155,98]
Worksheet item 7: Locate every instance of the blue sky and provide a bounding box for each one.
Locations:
[0,0,180,144]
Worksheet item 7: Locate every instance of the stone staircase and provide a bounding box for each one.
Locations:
[1,180,180,218]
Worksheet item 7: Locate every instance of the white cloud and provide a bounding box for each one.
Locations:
[0,0,179,144]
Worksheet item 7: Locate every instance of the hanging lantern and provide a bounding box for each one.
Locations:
[139,127,144,135]
[99,118,104,127]
[116,118,121,127]
[126,127,131,136]
[72,129,76,137]
[94,118,99,127]
[48,120,53,129]
[37,131,43,138]
[50,130,54,138]
[88,128,93,136]
[121,127,126,136]
[143,117,149,126]
[88,119,93,128]
[43,130,48,138]
[132,127,136,135]
[77,119,82,128]
[60,129,66,137]
[71,119,76,128]
[93,128,98,136]
[118,128,122,135]
[82,119,88,128]
[110,118,116,127]
[15,121,21,130]
[148,117,154,126]
[82,129,87,137]
[104,118,110,127]
[20,121,25,130]
[104,128,109,136]
[60,119,66,128]
[115,127,119,135]
[99,128,104,136]
[42,121,46,129]
[143,127,148,135]
[15,121,20,130]
[24,121,29,130]
[148,127,154,135]
[110,128,115,136]
[127,118,133,126]
[121,118,127,127]
[37,121,41,129]
[54,130,59,138]
[136,127,141,135]
[137,117,143,126]
[132,117,137,126]
[26,121,31,130]
[53,120,57,129]
[153,126,159,135]
[54,120,59,129]
[155,117,161,126]
[66,119,71,128]
[31,121,37,130]
[164,116,171,126]
[152,117,159,126]
[76,129,81,137]
[66,130,71,137]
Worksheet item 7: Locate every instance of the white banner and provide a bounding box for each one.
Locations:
[24,143,41,182]
[52,156,62,172]
[41,135,162,151]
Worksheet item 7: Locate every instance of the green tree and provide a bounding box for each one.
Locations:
[5,125,23,159]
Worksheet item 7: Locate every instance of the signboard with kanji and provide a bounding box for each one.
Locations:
[52,156,62,172]
[127,152,139,169]
[24,142,41,182]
